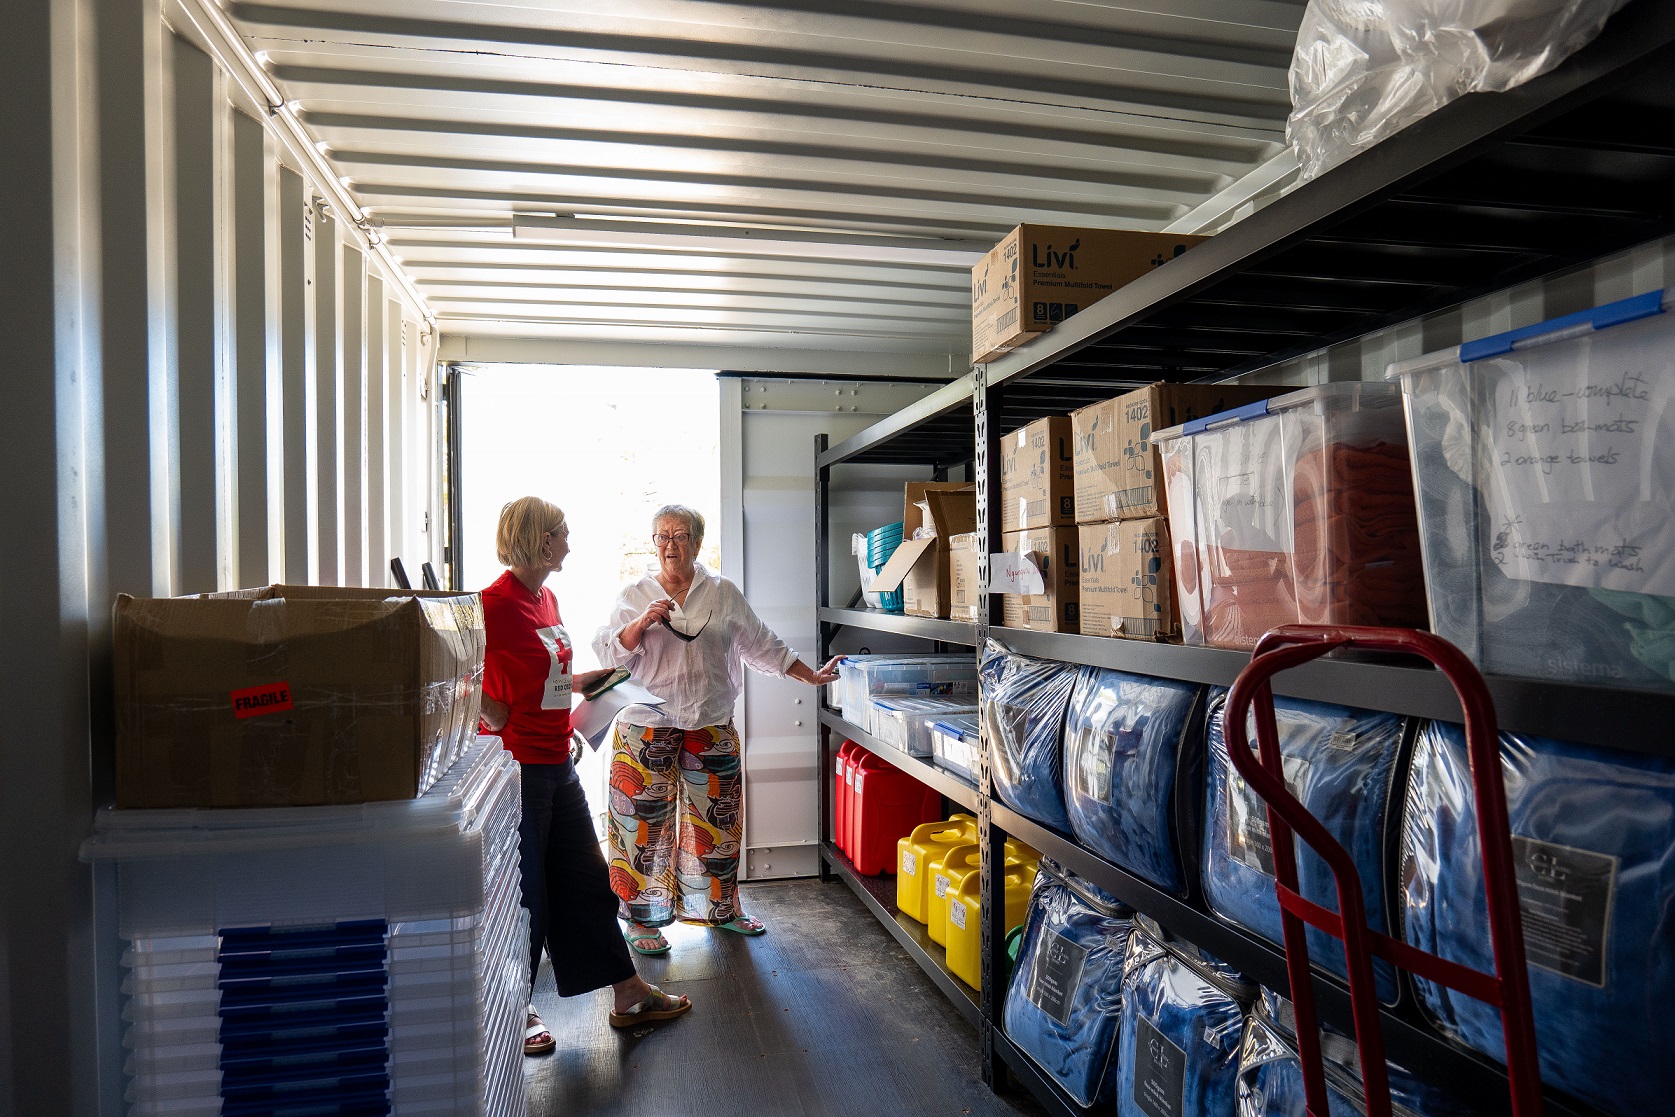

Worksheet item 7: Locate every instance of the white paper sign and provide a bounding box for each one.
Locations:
[1475,315,1675,596]
[990,551,1046,595]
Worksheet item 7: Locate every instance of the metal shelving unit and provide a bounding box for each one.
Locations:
[810,8,1675,1116]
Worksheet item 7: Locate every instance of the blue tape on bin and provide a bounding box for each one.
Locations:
[1401,721,1675,1116]
[1065,668,1204,896]
[981,642,1078,834]
[1004,861,1134,1107]
[1202,691,1410,1001]
[1116,916,1254,1117]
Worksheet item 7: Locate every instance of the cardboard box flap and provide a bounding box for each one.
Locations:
[924,489,977,539]
[903,482,975,537]
[872,537,935,592]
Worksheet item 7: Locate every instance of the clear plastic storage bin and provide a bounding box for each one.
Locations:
[870,696,979,757]
[1388,291,1675,692]
[1156,383,1427,650]
[929,715,981,785]
[834,655,978,730]
[82,735,528,1117]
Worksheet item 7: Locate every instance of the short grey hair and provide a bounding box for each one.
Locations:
[652,504,705,544]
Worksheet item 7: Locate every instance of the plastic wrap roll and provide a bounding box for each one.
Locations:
[1401,721,1675,1115]
[1064,668,1205,896]
[981,642,1078,833]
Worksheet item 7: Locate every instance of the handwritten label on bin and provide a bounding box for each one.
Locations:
[1477,317,1675,596]
[231,682,293,719]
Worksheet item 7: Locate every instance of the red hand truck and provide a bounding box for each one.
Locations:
[1222,624,1543,1117]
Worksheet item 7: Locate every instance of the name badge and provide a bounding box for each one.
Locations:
[535,625,573,711]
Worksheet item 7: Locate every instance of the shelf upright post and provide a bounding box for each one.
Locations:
[974,367,1009,1088]
[815,433,834,884]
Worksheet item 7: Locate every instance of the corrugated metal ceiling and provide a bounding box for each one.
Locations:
[229,0,1306,360]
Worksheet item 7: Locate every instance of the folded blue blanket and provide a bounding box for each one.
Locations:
[1065,668,1205,896]
[1402,721,1675,1116]
[1116,915,1254,1117]
[1004,861,1133,1107]
[982,642,1078,834]
[1203,691,1410,1002]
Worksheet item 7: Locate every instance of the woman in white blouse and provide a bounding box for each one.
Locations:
[594,504,840,954]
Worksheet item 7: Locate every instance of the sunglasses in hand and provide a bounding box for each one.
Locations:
[659,614,710,642]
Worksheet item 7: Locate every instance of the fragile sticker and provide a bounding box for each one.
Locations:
[231,681,293,719]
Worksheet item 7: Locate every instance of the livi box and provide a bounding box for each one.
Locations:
[1079,519,1178,640]
[971,225,1207,365]
[1072,383,1281,523]
[999,528,1080,633]
[1000,416,1074,533]
[114,585,485,808]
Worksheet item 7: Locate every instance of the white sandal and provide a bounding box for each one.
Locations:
[524,1006,556,1055]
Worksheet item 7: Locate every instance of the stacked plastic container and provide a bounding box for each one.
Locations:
[1155,383,1428,650]
[833,654,978,731]
[82,735,527,1117]
[929,714,981,785]
[870,696,979,757]
[853,522,906,613]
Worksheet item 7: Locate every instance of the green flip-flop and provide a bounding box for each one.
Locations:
[624,924,670,955]
[715,915,766,936]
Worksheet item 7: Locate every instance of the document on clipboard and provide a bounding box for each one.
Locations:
[572,679,665,750]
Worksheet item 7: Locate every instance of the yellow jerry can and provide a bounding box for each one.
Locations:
[945,854,1035,990]
[895,814,976,923]
[927,843,982,946]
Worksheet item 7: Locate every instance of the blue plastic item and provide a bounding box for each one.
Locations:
[1236,989,1472,1117]
[1116,915,1254,1117]
[1064,667,1205,896]
[981,642,1078,834]
[1004,860,1134,1107]
[865,521,906,614]
[1401,721,1675,1116]
[1202,690,1410,1001]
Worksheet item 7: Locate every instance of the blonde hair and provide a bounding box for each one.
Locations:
[497,497,566,568]
[652,504,705,544]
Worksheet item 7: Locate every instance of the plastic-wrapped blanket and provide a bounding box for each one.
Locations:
[1203,691,1410,1001]
[1288,0,1630,181]
[1004,861,1133,1107]
[1064,668,1205,896]
[1236,989,1471,1116]
[1116,915,1254,1117]
[981,642,1078,834]
[1401,721,1675,1116]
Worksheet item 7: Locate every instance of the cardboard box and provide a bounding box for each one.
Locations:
[998,528,1080,633]
[971,225,1209,364]
[115,585,485,808]
[872,483,977,619]
[1079,519,1178,640]
[1072,383,1282,523]
[948,532,983,623]
[1000,416,1074,533]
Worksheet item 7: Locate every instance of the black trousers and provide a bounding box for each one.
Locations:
[517,760,637,997]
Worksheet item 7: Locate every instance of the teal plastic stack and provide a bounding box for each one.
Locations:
[865,522,906,613]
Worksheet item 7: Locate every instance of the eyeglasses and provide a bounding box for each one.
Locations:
[659,614,710,642]
[546,523,568,538]
[653,533,692,546]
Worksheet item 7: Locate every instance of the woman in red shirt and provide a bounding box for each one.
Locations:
[479,496,690,1053]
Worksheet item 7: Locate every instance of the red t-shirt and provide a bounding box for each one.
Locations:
[480,570,573,765]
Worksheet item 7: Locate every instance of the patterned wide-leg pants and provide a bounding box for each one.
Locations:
[607,721,744,928]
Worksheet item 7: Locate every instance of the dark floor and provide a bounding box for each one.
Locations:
[525,877,1049,1117]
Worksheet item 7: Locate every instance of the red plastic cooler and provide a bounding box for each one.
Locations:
[850,753,940,875]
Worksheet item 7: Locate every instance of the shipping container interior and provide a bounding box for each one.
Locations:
[7,0,1675,1115]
